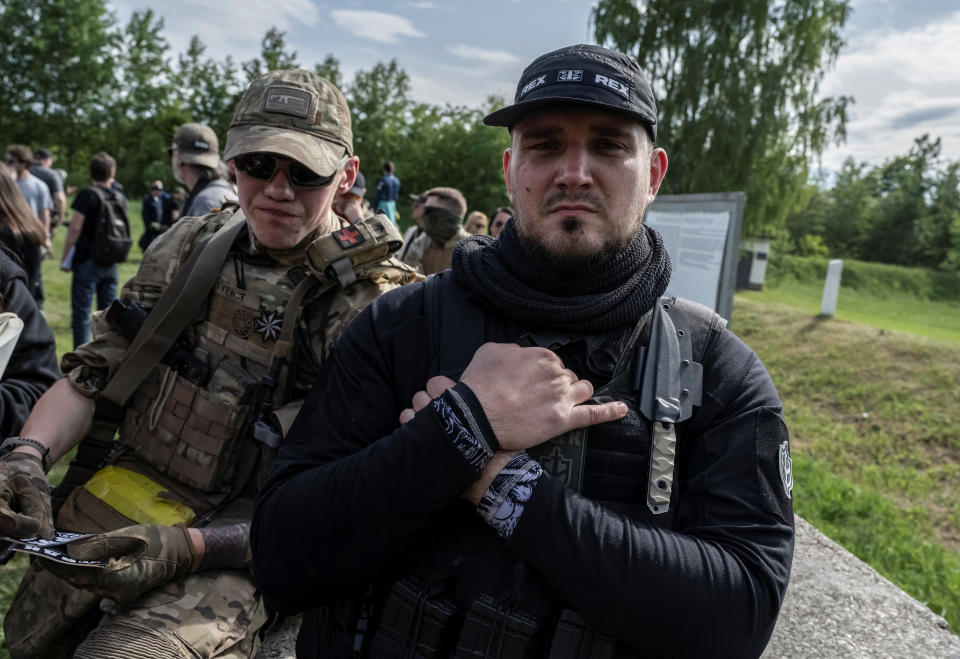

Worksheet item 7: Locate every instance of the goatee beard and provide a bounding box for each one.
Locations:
[514,216,642,276]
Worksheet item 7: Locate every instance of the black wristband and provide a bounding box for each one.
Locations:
[0,437,52,473]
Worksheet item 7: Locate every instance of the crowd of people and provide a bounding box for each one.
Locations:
[0,44,792,659]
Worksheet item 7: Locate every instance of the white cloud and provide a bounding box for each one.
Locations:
[446,45,519,65]
[329,10,426,44]
[109,0,321,64]
[820,9,960,168]
[407,1,441,8]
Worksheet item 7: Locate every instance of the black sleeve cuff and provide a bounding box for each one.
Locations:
[432,382,500,471]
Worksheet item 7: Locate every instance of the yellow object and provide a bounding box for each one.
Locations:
[83,466,195,526]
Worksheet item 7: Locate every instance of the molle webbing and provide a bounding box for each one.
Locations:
[101,212,246,408]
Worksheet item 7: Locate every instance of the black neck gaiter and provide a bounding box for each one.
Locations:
[451,217,672,333]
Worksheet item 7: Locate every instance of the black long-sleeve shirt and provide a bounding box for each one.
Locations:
[0,252,59,437]
[252,282,794,658]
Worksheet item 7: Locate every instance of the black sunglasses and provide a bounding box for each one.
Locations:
[234,153,340,188]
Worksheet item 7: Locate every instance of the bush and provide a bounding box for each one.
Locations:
[769,255,960,302]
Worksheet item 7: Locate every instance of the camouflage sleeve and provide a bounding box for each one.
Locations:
[62,210,240,397]
[290,258,421,399]
[320,260,421,357]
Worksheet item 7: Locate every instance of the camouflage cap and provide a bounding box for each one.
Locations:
[224,69,353,177]
[170,123,221,169]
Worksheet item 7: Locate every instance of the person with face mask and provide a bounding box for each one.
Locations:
[403,186,469,275]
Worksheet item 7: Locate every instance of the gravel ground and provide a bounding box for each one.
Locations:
[257,515,960,658]
[764,516,959,658]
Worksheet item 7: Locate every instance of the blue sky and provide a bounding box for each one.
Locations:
[111,0,960,173]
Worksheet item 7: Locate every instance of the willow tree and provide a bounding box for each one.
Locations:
[592,0,851,236]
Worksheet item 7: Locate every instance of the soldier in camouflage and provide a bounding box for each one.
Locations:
[0,69,419,658]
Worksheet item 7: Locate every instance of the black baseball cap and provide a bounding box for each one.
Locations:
[483,44,657,141]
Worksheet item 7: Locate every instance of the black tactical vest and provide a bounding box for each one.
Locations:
[306,273,726,658]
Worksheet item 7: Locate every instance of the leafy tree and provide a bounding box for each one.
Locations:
[592,0,852,237]
[402,98,511,217]
[348,60,412,183]
[106,10,183,195]
[918,161,960,270]
[243,27,298,83]
[314,54,343,89]
[174,36,242,139]
[0,0,118,171]
[862,135,940,266]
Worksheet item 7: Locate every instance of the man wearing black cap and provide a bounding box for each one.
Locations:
[139,179,179,250]
[253,44,793,658]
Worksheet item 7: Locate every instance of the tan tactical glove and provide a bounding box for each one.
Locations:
[44,524,196,604]
[0,453,53,540]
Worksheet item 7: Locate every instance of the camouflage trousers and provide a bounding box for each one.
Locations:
[3,461,269,659]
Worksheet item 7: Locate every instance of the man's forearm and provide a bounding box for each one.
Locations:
[188,523,252,573]
[61,211,84,260]
[13,378,95,465]
[54,192,66,221]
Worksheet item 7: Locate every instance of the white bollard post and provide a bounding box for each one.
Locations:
[821,259,843,317]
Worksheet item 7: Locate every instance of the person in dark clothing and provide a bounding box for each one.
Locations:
[61,152,126,348]
[252,44,794,659]
[0,249,59,437]
[138,179,179,251]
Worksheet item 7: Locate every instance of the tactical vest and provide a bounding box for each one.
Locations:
[313,273,726,658]
[117,212,416,495]
[120,255,307,492]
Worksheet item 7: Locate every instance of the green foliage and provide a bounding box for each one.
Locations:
[792,456,960,632]
[784,136,960,271]
[591,0,852,237]
[347,61,510,217]
[242,27,298,84]
[173,36,242,141]
[0,0,118,172]
[772,252,960,302]
[0,1,512,216]
[314,54,343,89]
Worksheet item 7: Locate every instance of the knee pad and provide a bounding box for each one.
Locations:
[73,618,190,659]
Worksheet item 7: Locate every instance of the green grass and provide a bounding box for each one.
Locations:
[734,295,960,633]
[738,276,960,343]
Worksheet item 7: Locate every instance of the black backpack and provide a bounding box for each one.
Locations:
[89,186,132,265]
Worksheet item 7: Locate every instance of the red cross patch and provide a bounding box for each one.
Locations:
[333,226,365,249]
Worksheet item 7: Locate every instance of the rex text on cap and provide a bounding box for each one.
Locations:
[223,69,353,179]
[483,43,658,141]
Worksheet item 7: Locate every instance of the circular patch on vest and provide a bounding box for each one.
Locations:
[778,440,793,500]
[232,309,256,338]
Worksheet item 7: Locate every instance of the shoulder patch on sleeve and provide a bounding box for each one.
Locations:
[755,408,794,527]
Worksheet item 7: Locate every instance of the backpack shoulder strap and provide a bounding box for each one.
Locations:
[424,271,487,380]
[669,297,727,364]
